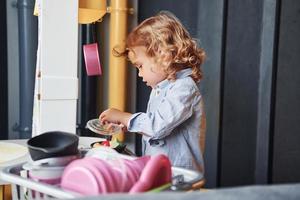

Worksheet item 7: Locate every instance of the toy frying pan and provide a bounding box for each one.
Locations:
[83,23,102,76]
[83,43,102,76]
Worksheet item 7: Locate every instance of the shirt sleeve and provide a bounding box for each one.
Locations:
[127,81,198,139]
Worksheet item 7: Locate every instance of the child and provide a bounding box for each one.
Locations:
[100,11,206,172]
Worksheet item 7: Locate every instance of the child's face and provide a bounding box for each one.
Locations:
[128,46,167,88]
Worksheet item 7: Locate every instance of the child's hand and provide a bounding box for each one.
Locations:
[99,108,122,124]
[99,108,133,128]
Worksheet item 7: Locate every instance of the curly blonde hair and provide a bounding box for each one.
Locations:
[115,11,206,82]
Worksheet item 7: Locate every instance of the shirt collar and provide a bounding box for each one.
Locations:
[176,68,193,79]
[154,68,192,89]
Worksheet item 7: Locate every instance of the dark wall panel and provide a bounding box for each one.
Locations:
[254,0,278,184]
[272,0,300,183]
[0,0,8,140]
[220,0,263,186]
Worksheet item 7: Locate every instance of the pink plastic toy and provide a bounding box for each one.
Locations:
[60,159,107,195]
[60,155,171,194]
[129,155,172,193]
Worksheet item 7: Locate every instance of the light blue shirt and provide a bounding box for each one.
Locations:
[127,68,205,174]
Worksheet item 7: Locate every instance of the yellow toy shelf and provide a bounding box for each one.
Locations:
[78,0,107,24]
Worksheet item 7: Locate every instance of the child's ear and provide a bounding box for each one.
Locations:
[128,50,135,62]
